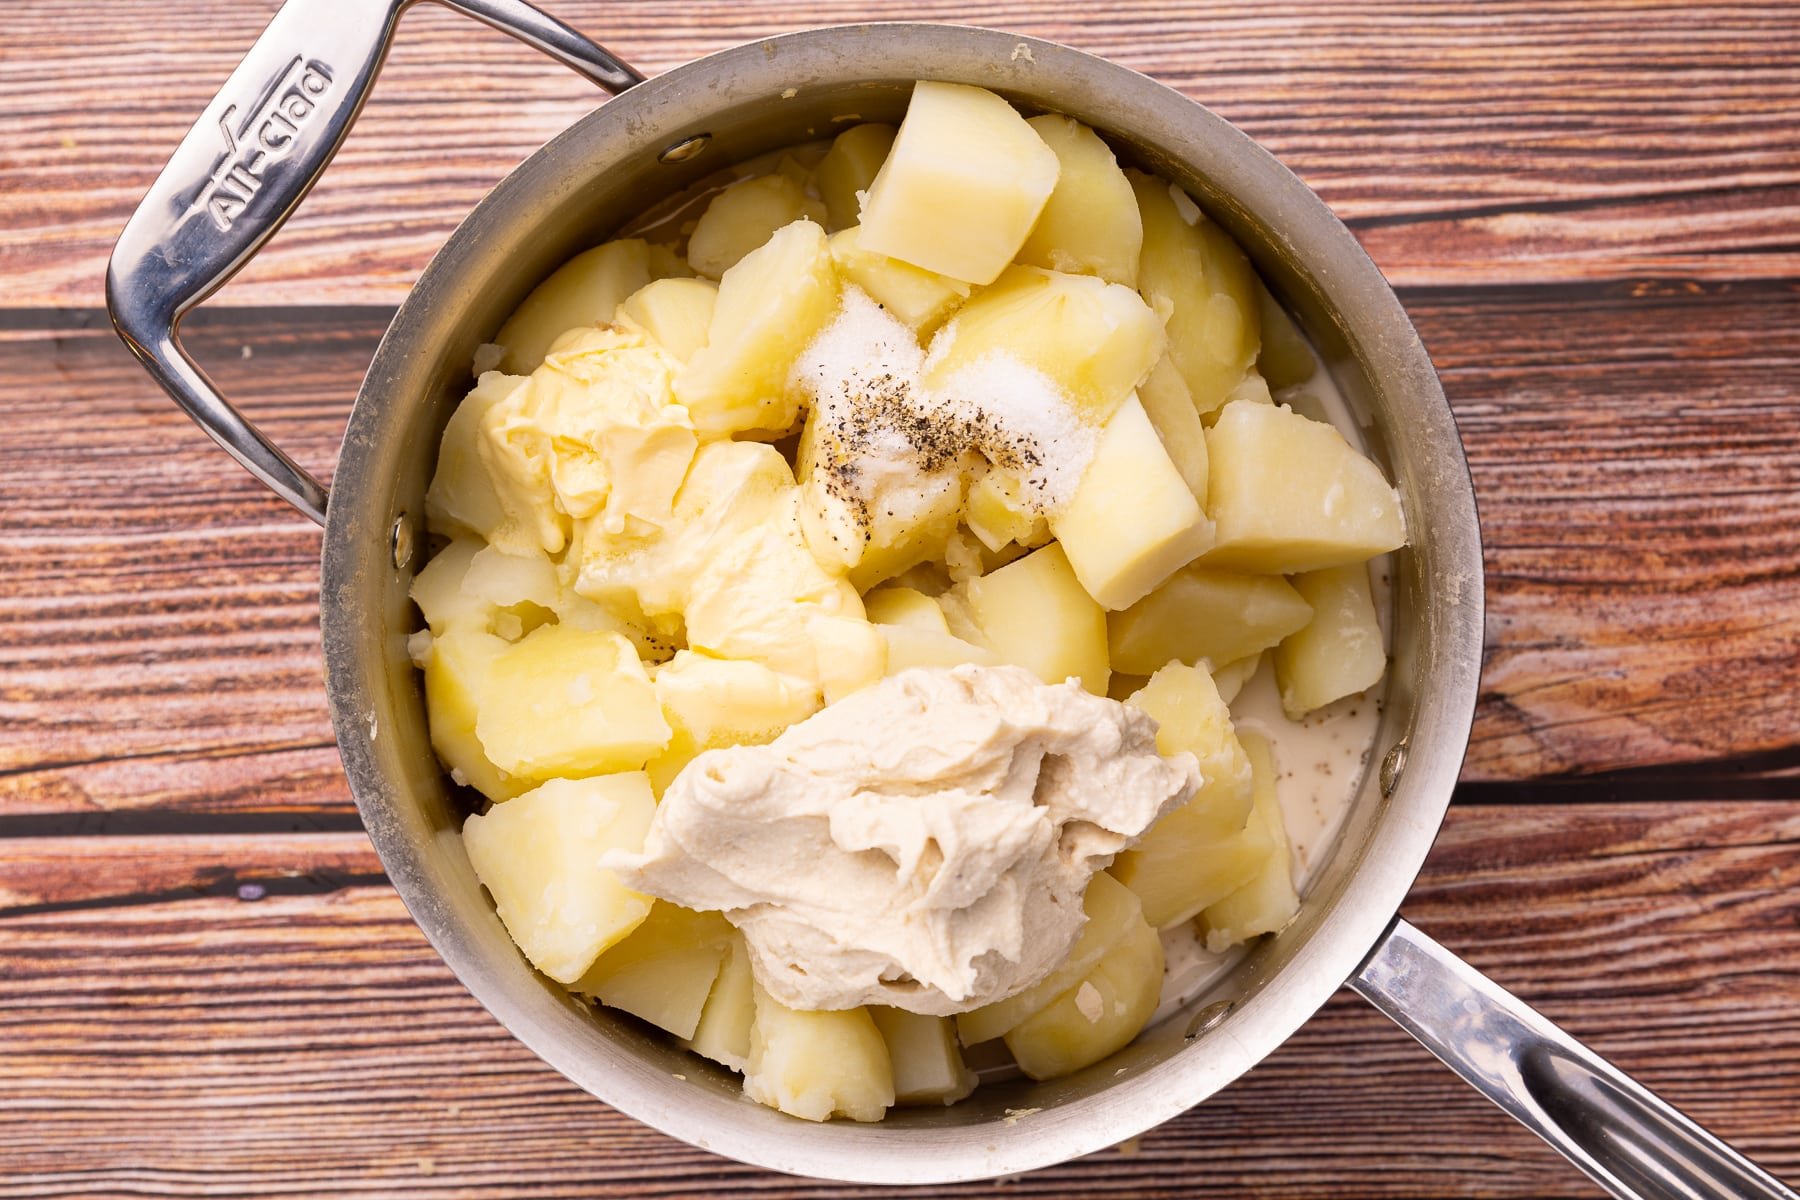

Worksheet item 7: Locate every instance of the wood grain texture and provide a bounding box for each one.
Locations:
[4,279,1794,816]
[0,804,1794,1198]
[2,1,1796,307]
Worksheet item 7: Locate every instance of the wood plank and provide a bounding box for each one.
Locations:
[3,1,1796,308]
[4,278,1796,816]
[0,804,1794,1197]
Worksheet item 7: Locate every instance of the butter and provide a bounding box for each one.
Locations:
[608,664,1199,1015]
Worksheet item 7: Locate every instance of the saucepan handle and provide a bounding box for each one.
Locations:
[1352,917,1797,1200]
[105,0,641,526]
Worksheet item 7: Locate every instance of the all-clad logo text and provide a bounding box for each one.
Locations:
[201,57,333,232]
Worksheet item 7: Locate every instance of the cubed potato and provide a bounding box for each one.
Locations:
[795,400,965,590]
[1255,281,1317,389]
[1274,563,1387,718]
[923,265,1163,425]
[956,871,1142,1046]
[425,370,529,542]
[1109,664,1258,927]
[963,467,1051,554]
[1211,653,1262,705]
[1108,565,1314,676]
[743,985,895,1123]
[858,82,1059,285]
[410,539,492,634]
[863,586,951,633]
[571,901,735,1040]
[685,930,756,1071]
[816,122,896,231]
[1016,115,1142,287]
[1051,393,1215,610]
[1203,400,1407,573]
[810,614,889,704]
[1130,171,1261,414]
[869,1009,978,1105]
[495,239,656,374]
[828,227,970,335]
[1221,370,1274,409]
[687,174,829,280]
[615,277,718,363]
[879,624,999,675]
[462,773,657,984]
[475,625,671,780]
[1200,731,1300,950]
[1137,355,1208,502]
[421,625,529,803]
[643,651,820,795]
[676,219,841,439]
[957,542,1109,695]
[1004,907,1163,1081]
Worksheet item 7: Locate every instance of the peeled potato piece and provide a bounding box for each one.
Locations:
[743,985,895,1123]
[1016,114,1143,287]
[827,226,970,336]
[676,219,841,439]
[615,277,718,364]
[421,625,527,803]
[495,239,657,375]
[462,773,657,984]
[1203,399,1407,574]
[425,371,529,543]
[862,586,951,633]
[1275,563,1387,718]
[1050,393,1215,611]
[1004,905,1163,1081]
[858,81,1058,285]
[956,542,1109,696]
[1199,731,1300,950]
[572,901,735,1040]
[687,174,828,279]
[685,931,756,1071]
[815,122,896,232]
[1136,355,1209,503]
[1255,281,1317,389]
[869,1009,977,1105]
[1108,565,1314,677]
[642,651,820,796]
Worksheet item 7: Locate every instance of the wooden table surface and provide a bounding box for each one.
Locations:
[3,1,1797,1196]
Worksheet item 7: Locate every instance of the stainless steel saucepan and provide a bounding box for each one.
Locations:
[106,2,1797,1193]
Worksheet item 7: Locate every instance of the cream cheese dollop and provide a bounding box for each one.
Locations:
[606,664,1199,1015]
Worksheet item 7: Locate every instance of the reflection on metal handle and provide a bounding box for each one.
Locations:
[1352,918,1797,1200]
[105,0,641,526]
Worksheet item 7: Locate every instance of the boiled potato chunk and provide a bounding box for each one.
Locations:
[410,539,492,634]
[1051,393,1215,611]
[924,265,1163,425]
[462,773,657,984]
[957,542,1109,695]
[643,651,820,795]
[1275,563,1387,718]
[1131,171,1260,414]
[963,466,1051,554]
[879,624,999,675]
[1108,565,1313,676]
[676,219,841,438]
[816,122,896,231]
[495,239,656,374]
[421,625,528,803]
[425,370,528,542]
[859,82,1058,285]
[572,901,734,1040]
[869,1009,977,1105]
[687,174,828,280]
[863,586,950,633]
[615,277,718,363]
[1255,281,1317,389]
[1203,400,1407,573]
[1137,355,1209,502]
[1109,664,1257,927]
[1017,115,1142,287]
[1210,653,1262,706]
[475,625,671,780]
[743,985,894,1123]
[1004,906,1163,1081]
[828,227,970,335]
[956,871,1143,1046]
[1200,731,1300,950]
[685,931,756,1071]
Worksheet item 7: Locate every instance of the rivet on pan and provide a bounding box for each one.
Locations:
[391,514,414,571]
[1380,738,1409,798]
[659,134,712,164]
[1185,1001,1232,1041]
